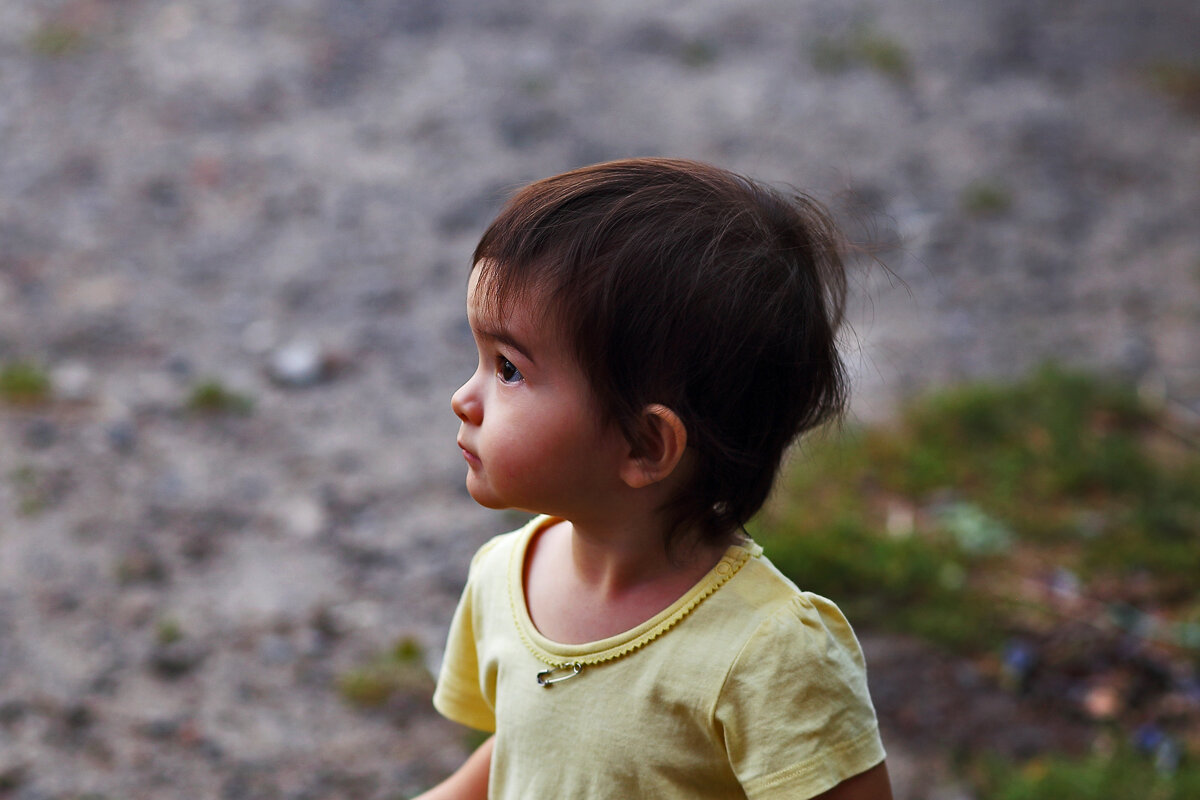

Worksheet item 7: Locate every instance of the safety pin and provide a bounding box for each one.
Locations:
[537,662,583,688]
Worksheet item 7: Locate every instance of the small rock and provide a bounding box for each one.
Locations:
[0,759,28,792]
[329,600,382,632]
[22,418,57,449]
[165,355,193,380]
[267,340,324,387]
[106,419,137,454]
[116,589,159,627]
[115,543,169,586]
[281,495,326,539]
[149,640,208,679]
[51,361,93,400]
[138,717,183,741]
[0,700,28,726]
[62,701,94,732]
[259,634,295,665]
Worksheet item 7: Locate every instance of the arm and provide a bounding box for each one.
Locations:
[812,761,893,800]
[412,735,494,800]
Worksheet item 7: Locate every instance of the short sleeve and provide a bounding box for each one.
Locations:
[431,541,500,732]
[715,593,885,800]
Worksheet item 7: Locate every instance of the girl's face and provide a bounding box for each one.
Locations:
[451,269,630,519]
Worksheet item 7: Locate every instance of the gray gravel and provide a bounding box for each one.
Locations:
[1,0,1198,797]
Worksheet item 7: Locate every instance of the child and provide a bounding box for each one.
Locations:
[419,159,891,799]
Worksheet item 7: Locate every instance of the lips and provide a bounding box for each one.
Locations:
[457,439,481,467]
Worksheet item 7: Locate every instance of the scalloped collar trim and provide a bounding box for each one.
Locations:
[508,516,761,668]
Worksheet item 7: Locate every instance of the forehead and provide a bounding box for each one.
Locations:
[465,265,595,380]
[467,264,545,328]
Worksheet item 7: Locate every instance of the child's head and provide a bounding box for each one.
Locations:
[470,158,849,547]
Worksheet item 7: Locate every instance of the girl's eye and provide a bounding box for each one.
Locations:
[498,358,523,384]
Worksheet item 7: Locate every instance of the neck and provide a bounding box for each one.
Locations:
[557,511,729,598]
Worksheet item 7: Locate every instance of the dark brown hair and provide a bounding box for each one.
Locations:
[473,158,848,549]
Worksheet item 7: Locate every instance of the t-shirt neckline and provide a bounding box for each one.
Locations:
[507,515,760,667]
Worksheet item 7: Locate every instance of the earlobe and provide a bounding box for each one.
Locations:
[620,404,688,489]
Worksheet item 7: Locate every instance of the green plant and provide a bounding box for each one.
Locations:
[754,365,1200,652]
[186,380,253,415]
[1147,60,1200,115]
[970,747,1200,800]
[0,362,51,406]
[156,618,183,646]
[28,23,86,57]
[810,26,912,82]
[853,30,911,81]
[679,39,719,69]
[961,179,1013,216]
[10,466,44,516]
[337,637,434,710]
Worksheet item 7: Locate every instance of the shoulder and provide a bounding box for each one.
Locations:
[719,552,870,691]
[714,555,885,798]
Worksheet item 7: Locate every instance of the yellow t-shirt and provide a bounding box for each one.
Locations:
[433,516,885,799]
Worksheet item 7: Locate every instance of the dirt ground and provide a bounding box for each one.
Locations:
[1,0,1198,797]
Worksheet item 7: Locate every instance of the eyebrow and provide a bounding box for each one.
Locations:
[475,325,536,366]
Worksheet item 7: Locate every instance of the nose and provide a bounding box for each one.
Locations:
[451,369,483,424]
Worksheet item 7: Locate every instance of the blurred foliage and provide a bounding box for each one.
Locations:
[186,379,253,416]
[679,38,719,69]
[337,637,434,710]
[1147,60,1200,116]
[754,365,1200,652]
[28,23,87,58]
[961,179,1014,217]
[0,362,51,406]
[811,25,912,83]
[969,745,1200,800]
[10,465,45,516]
[156,617,183,646]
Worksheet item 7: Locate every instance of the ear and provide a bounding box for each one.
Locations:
[619,404,688,489]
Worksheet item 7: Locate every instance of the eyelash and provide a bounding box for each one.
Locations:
[496,356,523,384]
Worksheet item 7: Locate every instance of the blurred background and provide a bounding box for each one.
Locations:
[0,0,1197,797]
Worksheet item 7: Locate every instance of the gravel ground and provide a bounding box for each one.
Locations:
[1,0,1198,797]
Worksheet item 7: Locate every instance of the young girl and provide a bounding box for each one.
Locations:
[419,159,891,799]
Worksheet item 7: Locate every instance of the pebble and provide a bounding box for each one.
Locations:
[0,759,28,792]
[328,601,382,633]
[0,699,28,725]
[50,361,92,401]
[22,419,56,450]
[115,589,160,628]
[148,640,208,680]
[281,494,326,540]
[259,634,295,665]
[267,341,325,387]
[138,717,183,741]
[106,419,137,454]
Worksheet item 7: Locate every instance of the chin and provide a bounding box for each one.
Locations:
[465,481,507,510]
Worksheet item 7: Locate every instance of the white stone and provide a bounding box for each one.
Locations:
[51,361,93,401]
[268,341,323,386]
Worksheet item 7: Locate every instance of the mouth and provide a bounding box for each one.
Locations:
[457,439,481,467]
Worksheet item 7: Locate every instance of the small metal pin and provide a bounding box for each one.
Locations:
[536,662,583,688]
